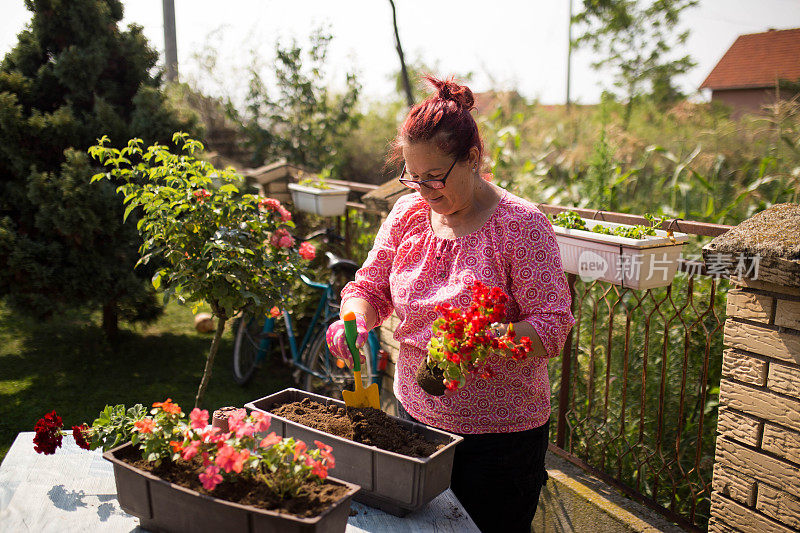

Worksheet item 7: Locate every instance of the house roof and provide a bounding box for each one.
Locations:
[700,28,800,90]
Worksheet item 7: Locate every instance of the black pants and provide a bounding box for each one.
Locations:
[397,403,549,533]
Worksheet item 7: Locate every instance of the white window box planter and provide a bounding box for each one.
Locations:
[288,182,350,217]
[552,219,690,290]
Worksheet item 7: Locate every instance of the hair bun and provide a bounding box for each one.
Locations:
[425,75,474,110]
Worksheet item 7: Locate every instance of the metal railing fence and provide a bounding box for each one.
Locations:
[535,204,732,531]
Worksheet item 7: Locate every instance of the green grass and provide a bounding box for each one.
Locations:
[0,301,295,463]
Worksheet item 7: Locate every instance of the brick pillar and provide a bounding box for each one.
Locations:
[703,204,800,533]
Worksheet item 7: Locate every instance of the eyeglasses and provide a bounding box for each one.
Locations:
[398,157,458,190]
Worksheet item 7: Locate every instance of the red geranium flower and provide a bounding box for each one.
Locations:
[33,410,63,455]
[72,424,91,450]
[426,283,534,393]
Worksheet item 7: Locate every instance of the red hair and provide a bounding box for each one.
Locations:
[389,75,484,168]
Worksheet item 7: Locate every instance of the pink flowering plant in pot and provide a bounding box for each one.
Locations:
[131,400,335,497]
[418,282,534,395]
[33,399,337,504]
[89,133,316,407]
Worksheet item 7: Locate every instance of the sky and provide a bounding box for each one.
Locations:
[2,0,800,105]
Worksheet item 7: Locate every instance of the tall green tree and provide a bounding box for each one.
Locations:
[0,0,195,336]
[573,0,697,125]
[238,28,361,173]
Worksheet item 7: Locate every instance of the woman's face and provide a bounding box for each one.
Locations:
[401,142,478,216]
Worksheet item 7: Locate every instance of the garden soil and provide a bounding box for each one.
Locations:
[270,397,444,457]
[121,446,350,518]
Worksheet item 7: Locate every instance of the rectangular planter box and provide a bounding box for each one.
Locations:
[552,219,690,290]
[103,442,360,533]
[246,388,464,517]
[288,183,349,217]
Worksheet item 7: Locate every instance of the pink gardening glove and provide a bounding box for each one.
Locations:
[326,316,368,368]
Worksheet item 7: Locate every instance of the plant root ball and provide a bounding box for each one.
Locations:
[212,406,246,433]
[194,313,215,333]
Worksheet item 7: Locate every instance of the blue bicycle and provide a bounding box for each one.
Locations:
[231,228,386,399]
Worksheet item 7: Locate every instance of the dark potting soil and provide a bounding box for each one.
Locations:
[119,446,350,518]
[415,361,447,396]
[270,397,445,457]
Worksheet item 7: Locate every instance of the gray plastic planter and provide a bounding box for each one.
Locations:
[103,442,360,533]
[245,388,463,517]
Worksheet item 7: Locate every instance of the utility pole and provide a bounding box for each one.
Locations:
[566,0,573,111]
[163,0,178,82]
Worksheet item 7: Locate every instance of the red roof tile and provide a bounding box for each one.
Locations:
[700,28,800,90]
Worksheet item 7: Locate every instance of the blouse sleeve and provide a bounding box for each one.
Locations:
[340,195,410,326]
[507,209,575,359]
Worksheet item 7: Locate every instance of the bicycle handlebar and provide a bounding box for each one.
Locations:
[302,227,344,243]
[300,273,329,290]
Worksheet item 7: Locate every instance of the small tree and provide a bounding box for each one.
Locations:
[573,0,697,125]
[237,27,361,173]
[89,133,315,407]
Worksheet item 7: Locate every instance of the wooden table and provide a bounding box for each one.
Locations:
[0,432,478,532]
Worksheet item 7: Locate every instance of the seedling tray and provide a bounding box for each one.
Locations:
[553,219,689,289]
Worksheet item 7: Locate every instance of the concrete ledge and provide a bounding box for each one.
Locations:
[533,451,688,532]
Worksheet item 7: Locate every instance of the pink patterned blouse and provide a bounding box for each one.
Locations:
[341,190,574,434]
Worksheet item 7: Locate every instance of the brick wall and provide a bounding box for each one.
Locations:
[709,275,800,533]
[710,88,797,119]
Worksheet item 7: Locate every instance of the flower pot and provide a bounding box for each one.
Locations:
[103,442,360,533]
[246,388,463,517]
[415,359,446,396]
[552,219,689,289]
[288,183,349,217]
[211,406,246,433]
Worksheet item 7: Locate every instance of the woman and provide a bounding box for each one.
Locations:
[326,75,574,532]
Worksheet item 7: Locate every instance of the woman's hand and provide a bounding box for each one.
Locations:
[326,315,368,368]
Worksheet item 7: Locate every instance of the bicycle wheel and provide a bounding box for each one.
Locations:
[302,326,374,401]
[232,314,270,385]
